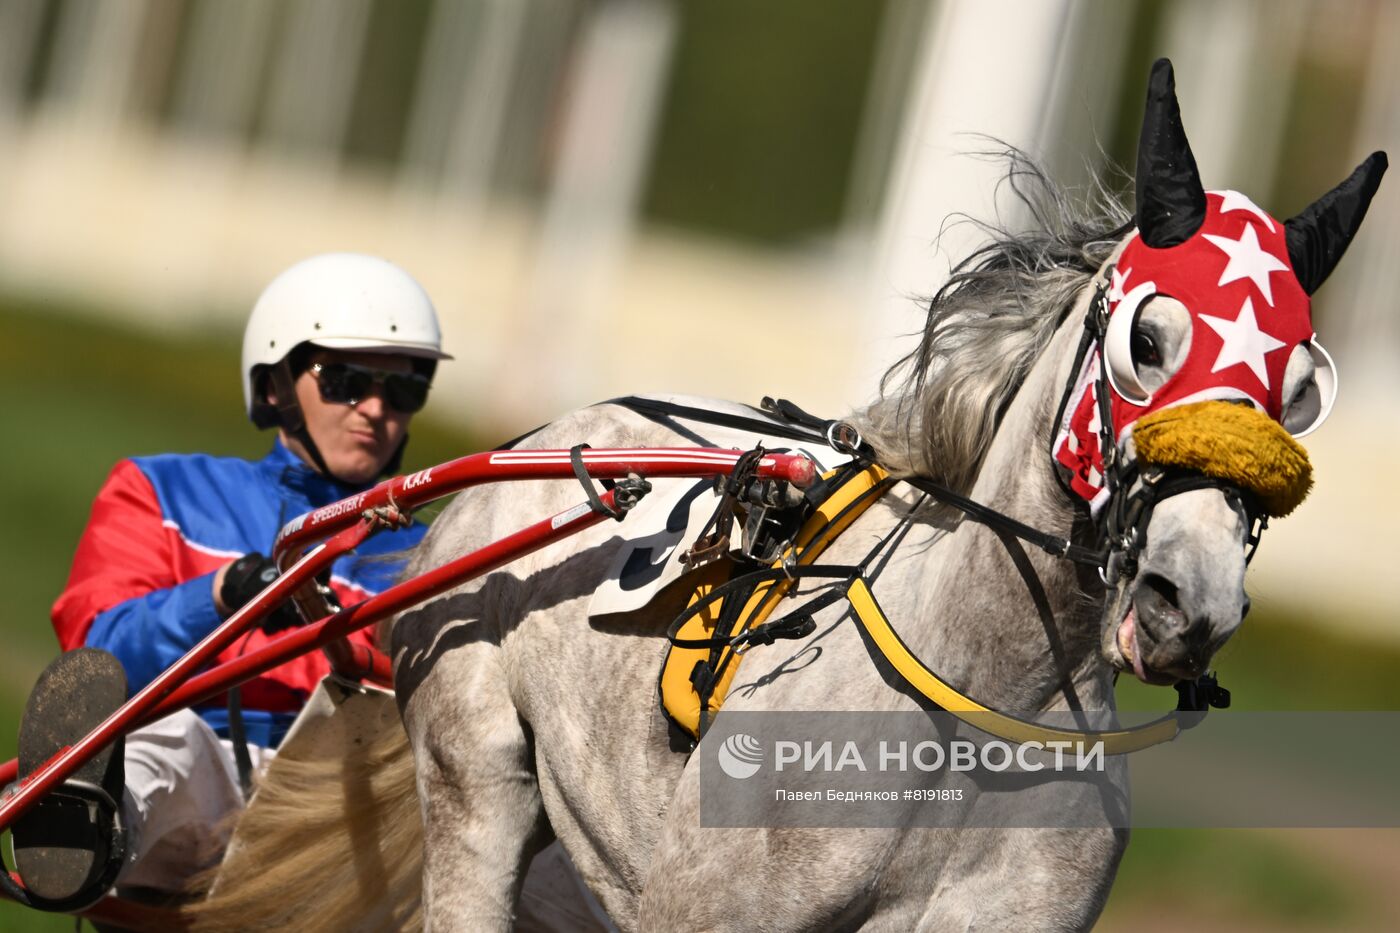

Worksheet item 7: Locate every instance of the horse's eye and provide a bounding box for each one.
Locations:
[1131,329,1162,368]
[1282,370,1314,412]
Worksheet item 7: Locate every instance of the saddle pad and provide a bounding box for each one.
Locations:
[586,395,852,618]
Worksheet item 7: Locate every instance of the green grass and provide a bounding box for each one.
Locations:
[1114,609,1400,713]
[1103,612,1400,928]
[1100,829,1365,929]
[1,298,1393,928]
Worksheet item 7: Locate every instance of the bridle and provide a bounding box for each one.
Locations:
[1042,266,1269,585]
[757,266,1260,715]
[869,268,1266,595]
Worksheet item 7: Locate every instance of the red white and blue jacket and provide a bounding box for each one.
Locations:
[52,440,427,747]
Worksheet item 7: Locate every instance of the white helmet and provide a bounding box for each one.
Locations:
[242,252,452,426]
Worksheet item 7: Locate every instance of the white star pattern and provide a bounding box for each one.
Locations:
[1108,266,1132,304]
[1199,296,1287,390]
[1204,222,1290,306]
[1217,190,1275,232]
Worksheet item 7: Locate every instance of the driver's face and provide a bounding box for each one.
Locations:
[278,349,417,485]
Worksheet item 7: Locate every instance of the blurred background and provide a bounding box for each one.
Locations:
[1,0,1397,929]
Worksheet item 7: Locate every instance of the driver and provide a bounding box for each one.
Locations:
[14,253,448,908]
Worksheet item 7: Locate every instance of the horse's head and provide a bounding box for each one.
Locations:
[1054,59,1387,685]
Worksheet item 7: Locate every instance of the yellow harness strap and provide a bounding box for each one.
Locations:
[661,465,891,738]
[844,578,1182,754]
[660,465,1187,754]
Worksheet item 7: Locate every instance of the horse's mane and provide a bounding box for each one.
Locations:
[856,151,1132,492]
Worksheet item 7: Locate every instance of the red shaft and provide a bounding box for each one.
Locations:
[273,447,814,564]
[0,449,815,825]
[152,488,617,722]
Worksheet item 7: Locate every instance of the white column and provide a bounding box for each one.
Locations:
[499,0,677,421]
[399,0,482,185]
[260,0,373,158]
[0,0,46,125]
[1329,0,1400,397]
[1243,2,1400,638]
[170,0,278,138]
[401,0,582,201]
[44,0,151,130]
[1156,0,1307,196]
[1034,0,1137,189]
[493,0,578,192]
[861,0,1076,400]
[438,0,529,208]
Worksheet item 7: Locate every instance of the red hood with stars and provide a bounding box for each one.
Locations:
[1053,190,1315,510]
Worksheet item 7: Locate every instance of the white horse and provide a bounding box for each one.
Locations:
[189,59,1385,932]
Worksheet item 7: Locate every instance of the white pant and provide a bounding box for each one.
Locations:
[118,709,269,892]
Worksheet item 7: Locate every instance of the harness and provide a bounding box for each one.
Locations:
[653,453,1220,754]
[630,277,1259,752]
[658,461,893,739]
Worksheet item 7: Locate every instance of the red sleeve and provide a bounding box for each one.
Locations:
[51,461,179,651]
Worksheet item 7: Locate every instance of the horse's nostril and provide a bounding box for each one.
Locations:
[1132,572,1192,646]
[1139,572,1180,612]
[1240,595,1252,621]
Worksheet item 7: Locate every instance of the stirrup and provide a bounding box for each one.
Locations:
[11,647,129,912]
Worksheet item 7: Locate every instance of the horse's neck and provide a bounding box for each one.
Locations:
[901,310,1111,713]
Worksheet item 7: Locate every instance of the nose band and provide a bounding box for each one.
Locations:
[1131,401,1312,517]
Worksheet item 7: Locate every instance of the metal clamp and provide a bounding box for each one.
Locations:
[363,504,412,531]
[826,420,864,455]
[779,547,798,581]
[611,473,652,514]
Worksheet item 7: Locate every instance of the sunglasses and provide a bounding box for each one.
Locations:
[310,362,431,414]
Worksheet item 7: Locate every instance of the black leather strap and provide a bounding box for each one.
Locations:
[666,565,862,649]
[226,686,255,799]
[609,396,829,446]
[904,476,1105,567]
[569,445,622,520]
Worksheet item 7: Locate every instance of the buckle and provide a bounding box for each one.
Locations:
[825,421,864,455]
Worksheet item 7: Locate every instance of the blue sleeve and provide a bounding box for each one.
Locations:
[83,572,224,694]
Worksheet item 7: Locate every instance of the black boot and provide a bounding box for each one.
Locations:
[11,647,129,912]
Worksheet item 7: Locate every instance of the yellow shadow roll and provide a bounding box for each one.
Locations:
[1132,400,1312,517]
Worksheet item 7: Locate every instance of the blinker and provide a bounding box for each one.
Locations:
[1101,280,1157,406]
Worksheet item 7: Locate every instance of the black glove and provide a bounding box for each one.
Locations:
[220,552,305,633]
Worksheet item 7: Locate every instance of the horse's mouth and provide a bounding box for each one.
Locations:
[1112,578,1224,686]
[1112,604,1179,686]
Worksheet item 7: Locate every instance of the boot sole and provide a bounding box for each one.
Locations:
[13,647,128,906]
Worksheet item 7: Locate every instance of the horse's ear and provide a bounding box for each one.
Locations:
[1135,58,1206,248]
[1285,151,1388,295]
